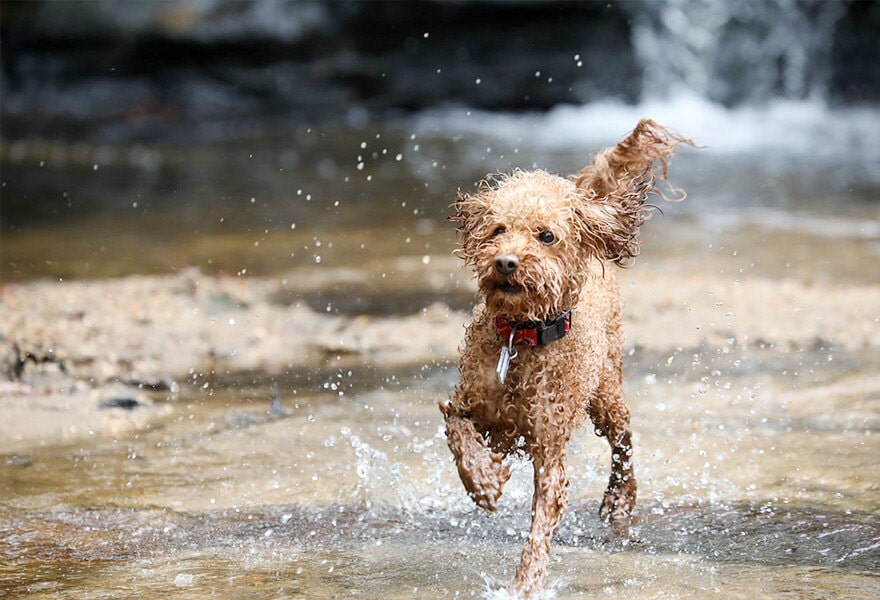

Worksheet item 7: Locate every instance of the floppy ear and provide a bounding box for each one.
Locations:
[449,184,492,265]
[570,119,692,266]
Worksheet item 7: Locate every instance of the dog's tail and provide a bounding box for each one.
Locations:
[572,118,692,203]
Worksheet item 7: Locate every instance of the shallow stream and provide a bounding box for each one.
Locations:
[2,104,879,598]
[2,346,878,599]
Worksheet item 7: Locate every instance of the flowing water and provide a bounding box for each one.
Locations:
[1,346,878,599]
[3,100,880,598]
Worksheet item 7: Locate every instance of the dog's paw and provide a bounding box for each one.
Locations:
[461,450,511,512]
[599,479,636,522]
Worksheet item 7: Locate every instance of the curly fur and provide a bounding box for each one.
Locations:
[441,119,691,597]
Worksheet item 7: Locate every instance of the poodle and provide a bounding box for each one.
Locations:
[440,119,690,597]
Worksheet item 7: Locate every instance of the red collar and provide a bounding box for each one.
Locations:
[493,309,572,347]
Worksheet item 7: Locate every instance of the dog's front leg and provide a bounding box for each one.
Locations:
[512,452,568,598]
[440,403,511,512]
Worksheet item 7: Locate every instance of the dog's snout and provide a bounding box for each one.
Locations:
[494,254,520,276]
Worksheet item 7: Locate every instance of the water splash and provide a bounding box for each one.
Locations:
[346,430,419,512]
[479,572,562,600]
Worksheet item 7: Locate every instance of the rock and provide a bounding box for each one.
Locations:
[98,397,141,410]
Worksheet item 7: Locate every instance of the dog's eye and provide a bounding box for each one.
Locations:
[492,226,506,237]
[538,231,556,245]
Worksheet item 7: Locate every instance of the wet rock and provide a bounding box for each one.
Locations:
[225,398,294,431]
[99,397,142,410]
[0,338,20,380]
[4,454,32,467]
[123,375,179,393]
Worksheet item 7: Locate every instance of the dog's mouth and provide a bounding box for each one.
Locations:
[495,282,523,294]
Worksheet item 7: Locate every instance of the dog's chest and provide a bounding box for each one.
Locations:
[485,342,582,404]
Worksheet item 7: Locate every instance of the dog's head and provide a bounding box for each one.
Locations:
[451,119,690,322]
[451,170,607,322]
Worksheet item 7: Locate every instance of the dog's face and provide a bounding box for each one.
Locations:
[451,121,690,323]
[452,170,615,322]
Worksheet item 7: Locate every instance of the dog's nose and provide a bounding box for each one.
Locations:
[494,254,520,276]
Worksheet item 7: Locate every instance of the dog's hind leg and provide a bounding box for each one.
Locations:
[590,374,637,522]
[440,403,511,512]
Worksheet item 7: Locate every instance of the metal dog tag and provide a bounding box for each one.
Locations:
[495,332,518,384]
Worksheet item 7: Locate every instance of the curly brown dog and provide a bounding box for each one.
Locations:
[440,119,690,597]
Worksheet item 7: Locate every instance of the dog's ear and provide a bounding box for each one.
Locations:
[570,119,692,266]
[449,187,488,264]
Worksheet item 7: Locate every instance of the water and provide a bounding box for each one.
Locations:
[4,96,880,284]
[3,2,880,596]
[624,0,848,104]
[2,347,878,598]
[3,102,880,595]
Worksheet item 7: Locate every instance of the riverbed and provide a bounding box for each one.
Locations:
[2,109,879,598]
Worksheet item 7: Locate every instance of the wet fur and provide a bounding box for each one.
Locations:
[441,119,690,597]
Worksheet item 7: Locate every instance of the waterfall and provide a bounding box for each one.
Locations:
[626,0,847,105]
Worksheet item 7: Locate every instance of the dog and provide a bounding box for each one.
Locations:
[440,119,690,597]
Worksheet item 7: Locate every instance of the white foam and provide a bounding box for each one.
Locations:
[415,91,880,163]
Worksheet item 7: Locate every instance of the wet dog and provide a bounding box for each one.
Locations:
[441,119,690,597]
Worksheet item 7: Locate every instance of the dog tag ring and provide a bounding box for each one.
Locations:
[496,330,518,384]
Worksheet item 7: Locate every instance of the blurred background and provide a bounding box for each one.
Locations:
[2,0,878,287]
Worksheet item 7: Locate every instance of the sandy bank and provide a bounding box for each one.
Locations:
[1,269,878,451]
